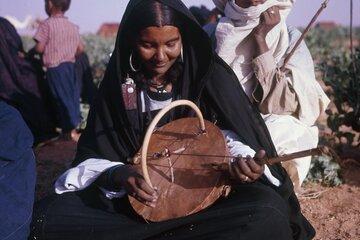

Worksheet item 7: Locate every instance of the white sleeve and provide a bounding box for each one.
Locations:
[54,158,126,198]
[222,130,281,186]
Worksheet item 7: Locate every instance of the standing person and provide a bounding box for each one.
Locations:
[30,1,315,239]
[33,0,83,142]
[0,17,57,144]
[211,0,330,190]
[0,100,36,240]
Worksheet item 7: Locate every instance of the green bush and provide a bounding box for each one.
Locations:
[302,27,360,186]
[321,49,360,136]
[82,34,116,85]
[305,155,342,186]
[305,27,360,63]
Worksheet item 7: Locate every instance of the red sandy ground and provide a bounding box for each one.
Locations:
[35,140,360,240]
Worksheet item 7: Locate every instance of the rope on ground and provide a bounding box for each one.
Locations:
[298,189,329,200]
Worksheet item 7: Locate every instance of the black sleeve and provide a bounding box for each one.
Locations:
[73,94,130,167]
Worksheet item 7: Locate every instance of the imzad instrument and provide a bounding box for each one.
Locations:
[129,100,336,222]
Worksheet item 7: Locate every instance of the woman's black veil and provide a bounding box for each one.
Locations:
[76,0,276,165]
[75,1,314,238]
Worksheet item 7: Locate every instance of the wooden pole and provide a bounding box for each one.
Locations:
[280,0,330,71]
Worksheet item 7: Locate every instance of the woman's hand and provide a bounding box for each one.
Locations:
[230,150,266,183]
[112,165,159,207]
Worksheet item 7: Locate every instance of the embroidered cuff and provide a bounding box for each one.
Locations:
[252,51,277,85]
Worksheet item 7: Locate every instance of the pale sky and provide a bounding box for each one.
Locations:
[0,0,359,34]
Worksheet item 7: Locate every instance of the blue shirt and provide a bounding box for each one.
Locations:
[0,101,36,240]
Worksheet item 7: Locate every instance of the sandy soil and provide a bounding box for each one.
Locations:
[35,139,360,239]
[300,165,360,240]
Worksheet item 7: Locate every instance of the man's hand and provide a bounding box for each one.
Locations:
[253,6,281,39]
[230,150,266,183]
[251,6,281,56]
[112,165,158,207]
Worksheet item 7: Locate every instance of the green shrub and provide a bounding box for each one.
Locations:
[82,34,116,85]
[305,155,342,186]
[302,27,360,186]
[321,48,360,140]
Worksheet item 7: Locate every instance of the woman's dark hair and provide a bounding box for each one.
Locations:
[126,1,183,38]
[47,0,71,12]
[124,1,184,86]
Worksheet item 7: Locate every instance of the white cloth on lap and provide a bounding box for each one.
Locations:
[54,159,124,196]
[262,114,318,184]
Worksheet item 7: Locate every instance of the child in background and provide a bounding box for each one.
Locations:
[34,0,83,141]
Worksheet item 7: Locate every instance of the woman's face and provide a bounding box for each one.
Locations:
[135,25,182,78]
[235,0,266,8]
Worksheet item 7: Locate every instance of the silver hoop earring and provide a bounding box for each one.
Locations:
[180,46,184,62]
[129,52,140,72]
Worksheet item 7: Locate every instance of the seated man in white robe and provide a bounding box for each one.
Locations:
[210,0,330,190]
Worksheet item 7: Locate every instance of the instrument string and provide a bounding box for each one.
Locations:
[148,146,335,168]
[150,128,206,183]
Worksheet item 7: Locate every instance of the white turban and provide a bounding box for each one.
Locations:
[215,0,294,86]
[214,0,330,126]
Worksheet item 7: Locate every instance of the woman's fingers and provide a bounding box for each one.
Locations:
[124,175,158,207]
[236,157,259,181]
[133,188,156,205]
[137,178,157,197]
[129,180,158,206]
[247,157,265,174]
[230,150,267,183]
[254,149,266,161]
[231,159,249,181]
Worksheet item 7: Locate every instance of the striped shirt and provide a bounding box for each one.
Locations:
[34,15,80,68]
